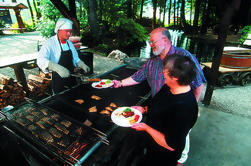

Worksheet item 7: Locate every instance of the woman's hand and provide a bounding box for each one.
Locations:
[131,123,149,131]
[131,106,146,114]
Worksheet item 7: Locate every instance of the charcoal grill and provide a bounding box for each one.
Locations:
[0,65,151,165]
[2,101,107,165]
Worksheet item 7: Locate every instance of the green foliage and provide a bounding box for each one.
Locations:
[239,25,251,45]
[0,19,4,28]
[36,0,62,38]
[115,17,148,47]
[0,19,4,35]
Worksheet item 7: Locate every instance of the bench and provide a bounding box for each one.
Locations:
[0,28,26,31]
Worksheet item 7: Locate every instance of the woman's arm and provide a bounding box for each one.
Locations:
[131,123,175,151]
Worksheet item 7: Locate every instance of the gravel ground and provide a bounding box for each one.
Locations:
[199,84,251,119]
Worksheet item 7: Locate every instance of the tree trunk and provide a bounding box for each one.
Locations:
[200,0,211,34]
[69,0,79,36]
[88,0,100,43]
[50,0,80,36]
[173,0,176,25]
[180,0,186,28]
[193,0,202,30]
[168,0,171,24]
[99,0,103,20]
[32,0,41,20]
[127,0,133,18]
[152,0,157,29]
[26,0,35,25]
[203,0,241,105]
[162,0,167,26]
[140,0,145,20]
[190,0,192,24]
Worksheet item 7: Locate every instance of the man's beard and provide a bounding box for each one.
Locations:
[153,45,165,56]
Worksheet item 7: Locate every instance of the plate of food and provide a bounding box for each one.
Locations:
[111,107,142,127]
[92,79,114,89]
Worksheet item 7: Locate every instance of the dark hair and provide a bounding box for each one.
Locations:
[162,29,171,41]
[163,54,196,85]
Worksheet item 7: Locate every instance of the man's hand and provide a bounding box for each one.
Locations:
[48,61,70,78]
[77,60,90,73]
[111,80,122,88]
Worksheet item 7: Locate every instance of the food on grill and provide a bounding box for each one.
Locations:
[89,106,97,112]
[36,120,50,129]
[26,107,36,113]
[16,118,29,127]
[75,99,84,104]
[100,110,110,115]
[105,106,113,112]
[26,115,37,122]
[83,119,92,127]
[110,102,117,108]
[41,117,55,125]
[57,137,70,147]
[49,128,62,139]
[91,95,101,100]
[51,114,60,121]
[30,111,43,118]
[60,120,72,128]
[27,124,39,137]
[40,131,54,144]
[75,127,83,135]
[54,123,69,135]
[40,108,49,116]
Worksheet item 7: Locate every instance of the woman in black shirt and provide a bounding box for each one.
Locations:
[131,54,198,166]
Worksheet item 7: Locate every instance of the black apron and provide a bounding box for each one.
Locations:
[52,37,77,94]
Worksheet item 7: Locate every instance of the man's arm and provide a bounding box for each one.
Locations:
[112,76,140,88]
[193,84,204,102]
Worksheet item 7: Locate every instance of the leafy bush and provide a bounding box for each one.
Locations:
[113,17,148,51]
[36,0,61,38]
[239,25,251,45]
[0,19,4,35]
[0,19,4,28]
[24,23,36,32]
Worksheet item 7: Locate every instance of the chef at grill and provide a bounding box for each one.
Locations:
[37,18,90,93]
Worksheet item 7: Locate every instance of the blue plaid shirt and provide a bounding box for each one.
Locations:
[131,46,207,96]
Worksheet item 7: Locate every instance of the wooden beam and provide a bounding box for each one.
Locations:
[13,8,25,33]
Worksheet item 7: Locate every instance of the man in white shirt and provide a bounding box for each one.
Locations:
[37,18,90,93]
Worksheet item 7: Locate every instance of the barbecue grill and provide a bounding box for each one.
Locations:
[0,65,151,165]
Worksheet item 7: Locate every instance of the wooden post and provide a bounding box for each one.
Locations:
[202,0,241,105]
[13,8,25,33]
[12,63,29,95]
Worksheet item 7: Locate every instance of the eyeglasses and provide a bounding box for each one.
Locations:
[149,38,164,46]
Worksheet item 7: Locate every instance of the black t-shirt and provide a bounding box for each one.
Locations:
[145,84,198,165]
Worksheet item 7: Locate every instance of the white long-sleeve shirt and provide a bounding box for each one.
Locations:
[37,35,80,73]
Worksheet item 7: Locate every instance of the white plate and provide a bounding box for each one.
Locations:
[111,107,142,127]
[91,79,114,89]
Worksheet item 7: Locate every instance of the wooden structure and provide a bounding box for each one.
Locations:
[202,62,251,87]
[203,46,251,87]
[0,2,27,33]
[221,46,251,69]
[0,53,37,94]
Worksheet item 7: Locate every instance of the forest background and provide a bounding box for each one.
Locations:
[0,0,250,55]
